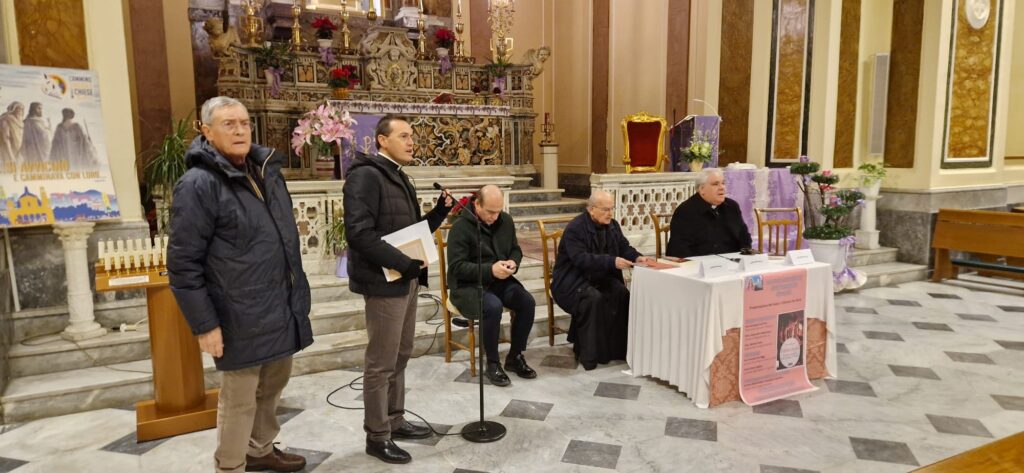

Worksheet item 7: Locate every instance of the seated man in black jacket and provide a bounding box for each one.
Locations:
[666,168,752,258]
[551,190,652,370]
[446,185,536,386]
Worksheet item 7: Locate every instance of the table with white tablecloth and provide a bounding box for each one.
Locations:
[627,257,837,408]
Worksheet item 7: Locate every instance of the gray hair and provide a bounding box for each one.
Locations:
[201,96,246,125]
[587,190,613,208]
[695,167,724,187]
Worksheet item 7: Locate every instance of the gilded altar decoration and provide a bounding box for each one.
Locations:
[242,0,265,48]
[204,18,241,59]
[360,27,419,91]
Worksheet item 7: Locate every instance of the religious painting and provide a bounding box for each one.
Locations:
[0,64,120,227]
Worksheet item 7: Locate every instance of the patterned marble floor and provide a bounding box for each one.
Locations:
[1,279,1023,472]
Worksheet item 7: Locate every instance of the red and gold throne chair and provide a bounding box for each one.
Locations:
[621,112,668,173]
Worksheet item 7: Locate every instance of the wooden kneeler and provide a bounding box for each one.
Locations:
[95,237,218,442]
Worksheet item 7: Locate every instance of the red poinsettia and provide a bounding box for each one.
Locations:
[434,28,456,49]
[328,65,360,89]
[312,16,338,39]
[450,192,477,217]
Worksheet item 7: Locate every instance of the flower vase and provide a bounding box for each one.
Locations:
[806,239,844,272]
[689,160,704,172]
[436,47,449,58]
[860,179,881,198]
[317,38,333,49]
[335,250,349,279]
[331,87,350,100]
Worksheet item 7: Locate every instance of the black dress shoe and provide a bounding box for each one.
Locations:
[484,361,511,386]
[366,439,411,464]
[504,353,537,379]
[391,420,432,439]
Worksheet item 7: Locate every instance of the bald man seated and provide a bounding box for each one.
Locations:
[446,185,537,386]
[667,168,752,258]
[550,191,652,370]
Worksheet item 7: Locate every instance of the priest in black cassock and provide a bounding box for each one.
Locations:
[667,168,752,258]
[551,190,652,370]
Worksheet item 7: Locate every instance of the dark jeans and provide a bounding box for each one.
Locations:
[481,278,536,364]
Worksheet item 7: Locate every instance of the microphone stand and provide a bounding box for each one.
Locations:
[437,185,506,443]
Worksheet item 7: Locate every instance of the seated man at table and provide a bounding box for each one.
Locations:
[666,168,752,258]
[551,190,653,370]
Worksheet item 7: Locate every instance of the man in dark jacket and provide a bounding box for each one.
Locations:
[667,168,752,258]
[168,96,312,473]
[551,190,652,370]
[447,185,536,387]
[343,115,452,464]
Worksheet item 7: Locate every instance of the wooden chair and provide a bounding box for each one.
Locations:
[754,207,803,256]
[538,217,574,346]
[435,225,478,376]
[621,112,669,173]
[931,208,1024,282]
[650,211,673,259]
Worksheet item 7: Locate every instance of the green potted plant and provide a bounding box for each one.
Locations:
[790,156,866,290]
[323,212,348,278]
[856,161,886,197]
[250,42,296,98]
[681,129,715,171]
[142,116,193,232]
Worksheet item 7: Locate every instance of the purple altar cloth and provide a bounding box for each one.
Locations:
[724,167,803,250]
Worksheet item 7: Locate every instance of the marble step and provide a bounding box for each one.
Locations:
[514,213,576,233]
[509,199,587,218]
[0,306,571,424]
[508,188,566,203]
[856,262,929,290]
[7,278,554,378]
[511,176,534,190]
[12,297,148,345]
[848,246,899,267]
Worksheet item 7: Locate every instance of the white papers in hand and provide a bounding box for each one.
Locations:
[381,220,439,282]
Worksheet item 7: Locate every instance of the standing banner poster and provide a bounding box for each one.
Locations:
[0,64,119,227]
[739,268,817,405]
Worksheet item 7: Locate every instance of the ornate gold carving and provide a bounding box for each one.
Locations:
[14,0,88,70]
[360,27,418,91]
[947,0,999,160]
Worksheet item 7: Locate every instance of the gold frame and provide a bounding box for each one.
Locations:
[621,111,668,173]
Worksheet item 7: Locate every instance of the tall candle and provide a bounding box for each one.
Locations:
[544,112,550,123]
[419,0,424,11]
[457,0,462,15]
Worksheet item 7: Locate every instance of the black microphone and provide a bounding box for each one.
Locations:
[714,253,740,263]
[433,182,476,220]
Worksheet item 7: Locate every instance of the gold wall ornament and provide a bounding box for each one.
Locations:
[360,27,419,90]
[487,0,516,62]
[416,10,428,59]
[340,2,353,53]
[205,17,241,58]
[243,0,266,48]
[290,0,303,49]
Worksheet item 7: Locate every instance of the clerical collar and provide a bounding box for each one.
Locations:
[378,151,402,170]
[711,205,718,210]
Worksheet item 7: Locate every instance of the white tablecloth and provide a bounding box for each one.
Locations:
[627,256,837,408]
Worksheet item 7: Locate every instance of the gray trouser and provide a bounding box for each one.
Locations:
[362,279,419,441]
[214,355,293,473]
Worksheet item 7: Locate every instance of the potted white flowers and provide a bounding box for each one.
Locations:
[681,129,714,171]
[857,161,886,198]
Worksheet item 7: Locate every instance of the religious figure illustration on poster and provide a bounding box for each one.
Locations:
[0,64,119,228]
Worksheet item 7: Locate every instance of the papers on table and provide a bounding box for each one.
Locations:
[381,220,439,282]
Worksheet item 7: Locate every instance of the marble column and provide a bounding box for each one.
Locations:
[856,192,881,250]
[541,143,559,190]
[54,222,106,341]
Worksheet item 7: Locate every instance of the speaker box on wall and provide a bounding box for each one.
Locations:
[867,53,890,156]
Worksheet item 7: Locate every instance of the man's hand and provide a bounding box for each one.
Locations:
[197,327,224,358]
[439,190,454,208]
[615,257,634,270]
[635,256,653,266]
[501,259,517,272]
[492,261,514,279]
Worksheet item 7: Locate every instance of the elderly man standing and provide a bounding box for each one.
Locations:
[446,184,536,386]
[551,190,652,370]
[344,115,452,464]
[667,168,752,258]
[168,96,312,473]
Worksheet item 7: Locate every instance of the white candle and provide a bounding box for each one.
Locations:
[419,0,424,11]
[457,0,462,15]
[100,240,111,272]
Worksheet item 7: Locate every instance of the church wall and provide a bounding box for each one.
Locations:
[717,0,754,166]
[831,0,860,169]
[745,0,775,167]
[606,0,669,175]
[551,0,593,194]
[1004,0,1024,160]
[805,0,841,170]
[688,0,721,120]
[165,0,200,126]
[506,0,553,180]
[854,0,892,174]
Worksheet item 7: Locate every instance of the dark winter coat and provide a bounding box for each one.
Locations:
[550,212,641,314]
[446,203,524,319]
[343,153,449,297]
[666,193,752,258]
[168,136,313,371]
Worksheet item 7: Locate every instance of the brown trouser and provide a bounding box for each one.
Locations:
[362,279,419,441]
[214,355,293,473]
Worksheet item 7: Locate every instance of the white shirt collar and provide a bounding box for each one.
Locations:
[378,151,402,170]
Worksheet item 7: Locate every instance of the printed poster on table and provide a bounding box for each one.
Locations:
[0,64,119,228]
[739,268,817,405]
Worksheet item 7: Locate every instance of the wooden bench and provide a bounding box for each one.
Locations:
[914,430,1024,472]
[931,209,1024,282]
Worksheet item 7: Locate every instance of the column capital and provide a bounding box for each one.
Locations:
[53,222,96,248]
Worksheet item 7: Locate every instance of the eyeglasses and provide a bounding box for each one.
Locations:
[592,206,613,213]
[213,120,252,132]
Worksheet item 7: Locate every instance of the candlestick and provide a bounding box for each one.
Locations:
[458,0,462,15]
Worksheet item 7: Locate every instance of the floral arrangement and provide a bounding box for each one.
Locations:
[790,156,864,240]
[681,129,715,163]
[291,102,357,158]
[250,42,296,98]
[434,28,456,49]
[328,65,360,89]
[312,16,338,39]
